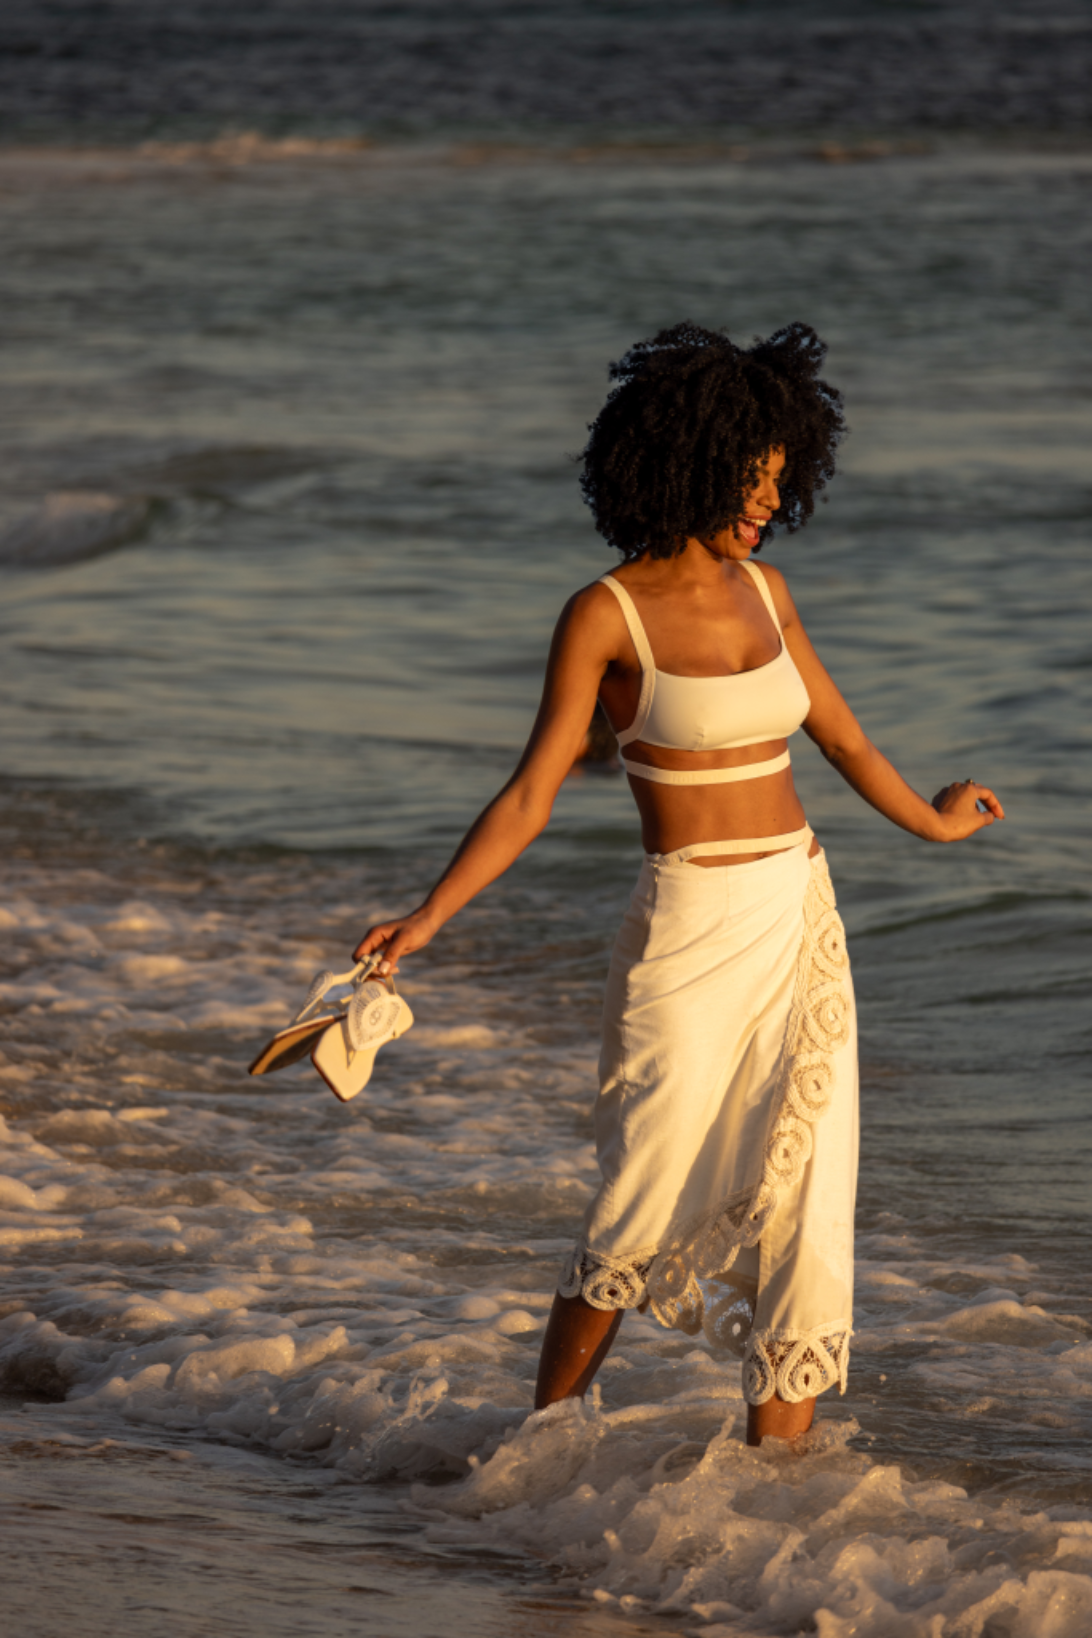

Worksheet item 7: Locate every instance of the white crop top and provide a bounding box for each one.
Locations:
[599,560,811,788]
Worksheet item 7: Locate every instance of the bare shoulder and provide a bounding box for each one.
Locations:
[562,575,618,623]
[553,576,629,656]
[749,559,800,626]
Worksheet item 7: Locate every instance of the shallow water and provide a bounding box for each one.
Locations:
[1,137,1091,1636]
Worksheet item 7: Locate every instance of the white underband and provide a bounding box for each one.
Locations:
[623,749,791,786]
[649,825,813,865]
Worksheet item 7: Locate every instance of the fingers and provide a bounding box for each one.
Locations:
[932,779,1005,824]
[352,912,436,972]
[378,930,412,976]
[974,785,1005,820]
[931,776,1005,840]
[376,922,430,975]
[966,781,1004,826]
[352,923,399,962]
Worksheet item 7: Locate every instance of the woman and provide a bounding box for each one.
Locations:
[355,322,1003,1446]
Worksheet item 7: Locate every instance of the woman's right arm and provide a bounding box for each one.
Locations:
[353,584,620,973]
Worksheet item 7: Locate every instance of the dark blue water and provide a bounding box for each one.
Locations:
[1,0,1090,144]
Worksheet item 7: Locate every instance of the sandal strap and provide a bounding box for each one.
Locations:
[293,955,383,1024]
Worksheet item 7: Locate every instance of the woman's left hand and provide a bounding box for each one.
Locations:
[930,778,1005,840]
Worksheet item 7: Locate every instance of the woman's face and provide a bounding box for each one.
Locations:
[700,446,786,560]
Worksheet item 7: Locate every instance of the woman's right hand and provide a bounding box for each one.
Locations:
[353,907,440,975]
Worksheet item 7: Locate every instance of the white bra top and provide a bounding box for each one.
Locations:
[599,560,811,790]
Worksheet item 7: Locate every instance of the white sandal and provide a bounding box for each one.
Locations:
[311,971,414,1102]
[248,956,413,1100]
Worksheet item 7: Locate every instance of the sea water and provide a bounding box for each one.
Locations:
[1,125,1091,1638]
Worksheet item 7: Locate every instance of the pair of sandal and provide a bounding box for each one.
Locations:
[248,954,414,1101]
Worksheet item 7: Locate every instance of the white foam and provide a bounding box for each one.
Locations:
[0,857,1089,1630]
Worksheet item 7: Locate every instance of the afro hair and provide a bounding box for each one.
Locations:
[579,321,846,560]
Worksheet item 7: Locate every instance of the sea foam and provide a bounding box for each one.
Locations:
[1,850,1091,1632]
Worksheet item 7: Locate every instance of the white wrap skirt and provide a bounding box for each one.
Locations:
[559,842,858,1405]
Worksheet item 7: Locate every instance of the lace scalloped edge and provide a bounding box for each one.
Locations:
[743,1321,852,1405]
[558,854,853,1359]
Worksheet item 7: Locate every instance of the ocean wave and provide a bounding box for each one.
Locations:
[0,131,941,174]
[2,1261,1091,1633]
[0,492,154,568]
[0,843,1090,1632]
[137,132,374,166]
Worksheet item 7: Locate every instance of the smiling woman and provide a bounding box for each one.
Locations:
[354,321,1004,1450]
[578,322,845,560]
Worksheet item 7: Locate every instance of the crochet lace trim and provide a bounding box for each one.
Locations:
[558,853,852,1381]
[743,1321,852,1406]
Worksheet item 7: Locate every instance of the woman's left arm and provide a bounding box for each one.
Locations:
[762,565,1004,842]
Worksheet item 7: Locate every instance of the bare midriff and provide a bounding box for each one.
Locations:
[623,737,820,865]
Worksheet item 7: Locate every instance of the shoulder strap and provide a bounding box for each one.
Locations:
[599,574,655,747]
[740,559,782,635]
[599,574,656,672]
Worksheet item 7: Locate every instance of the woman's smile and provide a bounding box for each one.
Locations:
[735,515,768,549]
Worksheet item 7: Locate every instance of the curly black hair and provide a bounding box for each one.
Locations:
[579,321,846,560]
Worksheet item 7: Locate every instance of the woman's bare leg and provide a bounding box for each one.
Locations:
[535,1292,816,1442]
[535,1291,623,1409]
[746,1393,815,1446]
